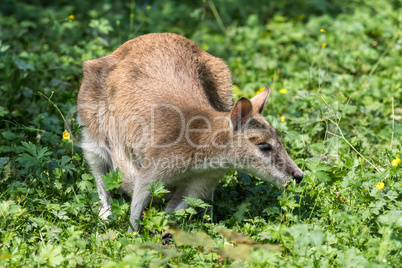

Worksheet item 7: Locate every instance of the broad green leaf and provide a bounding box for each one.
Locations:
[101,167,124,191]
[148,181,170,198]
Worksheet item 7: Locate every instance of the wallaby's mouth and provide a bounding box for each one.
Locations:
[292,169,304,183]
[241,168,292,188]
[280,168,304,186]
[249,165,304,188]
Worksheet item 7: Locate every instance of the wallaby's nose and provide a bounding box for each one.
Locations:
[292,170,303,183]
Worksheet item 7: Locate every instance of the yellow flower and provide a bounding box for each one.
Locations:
[63,130,71,140]
[68,15,75,20]
[17,195,23,202]
[256,87,265,94]
[391,157,400,167]
[320,29,326,33]
[279,88,287,94]
[321,43,327,48]
[281,115,285,122]
[376,181,385,190]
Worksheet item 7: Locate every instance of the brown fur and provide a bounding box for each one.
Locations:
[77,33,303,232]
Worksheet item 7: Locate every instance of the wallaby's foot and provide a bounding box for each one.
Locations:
[99,208,113,220]
[96,209,113,230]
[97,214,112,229]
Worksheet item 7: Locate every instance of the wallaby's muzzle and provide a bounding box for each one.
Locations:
[292,169,304,183]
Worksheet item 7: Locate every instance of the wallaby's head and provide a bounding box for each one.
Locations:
[226,87,303,187]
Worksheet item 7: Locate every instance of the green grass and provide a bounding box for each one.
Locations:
[1,0,401,267]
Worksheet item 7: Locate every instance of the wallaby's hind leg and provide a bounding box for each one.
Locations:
[165,188,187,212]
[165,176,219,216]
[81,130,113,221]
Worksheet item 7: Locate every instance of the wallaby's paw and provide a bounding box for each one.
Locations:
[99,209,113,220]
[97,210,113,229]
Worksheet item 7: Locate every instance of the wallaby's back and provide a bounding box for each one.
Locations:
[77,33,233,142]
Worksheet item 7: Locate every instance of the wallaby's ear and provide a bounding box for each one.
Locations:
[251,87,271,114]
[230,97,253,131]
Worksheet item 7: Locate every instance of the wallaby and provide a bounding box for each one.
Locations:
[77,33,303,232]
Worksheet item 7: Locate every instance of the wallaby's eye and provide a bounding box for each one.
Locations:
[257,143,272,151]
